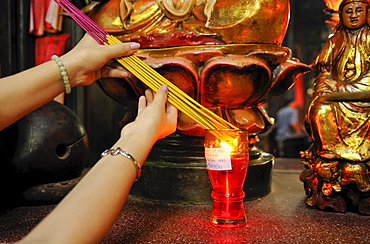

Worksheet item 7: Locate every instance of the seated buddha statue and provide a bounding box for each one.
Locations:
[301,0,370,214]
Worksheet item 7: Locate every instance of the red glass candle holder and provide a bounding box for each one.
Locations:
[204,129,249,228]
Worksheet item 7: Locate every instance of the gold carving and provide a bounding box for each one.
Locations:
[89,0,290,44]
[301,0,370,214]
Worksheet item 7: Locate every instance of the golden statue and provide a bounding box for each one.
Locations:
[89,0,290,45]
[301,0,370,214]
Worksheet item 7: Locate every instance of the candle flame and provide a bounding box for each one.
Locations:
[220,141,233,149]
[219,137,239,150]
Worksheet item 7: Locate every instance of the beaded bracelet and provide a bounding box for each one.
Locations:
[101,147,142,181]
[52,55,71,94]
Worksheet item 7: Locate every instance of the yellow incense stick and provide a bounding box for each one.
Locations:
[105,35,238,133]
[54,0,243,142]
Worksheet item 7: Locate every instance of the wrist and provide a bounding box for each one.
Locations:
[113,129,157,166]
[51,55,71,94]
[101,147,141,180]
[59,53,82,88]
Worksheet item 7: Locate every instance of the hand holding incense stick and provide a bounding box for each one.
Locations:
[54,0,239,137]
[60,34,140,87]
[0,33,139,131]
[18,83,177,244]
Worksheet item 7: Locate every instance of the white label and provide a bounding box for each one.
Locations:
[205,147,232,170]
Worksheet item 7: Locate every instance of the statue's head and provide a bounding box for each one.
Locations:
[339,0,369,29]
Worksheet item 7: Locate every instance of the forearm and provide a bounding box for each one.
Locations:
[17,86,175,244]
[19,129,156,244]
[0,60,65,130]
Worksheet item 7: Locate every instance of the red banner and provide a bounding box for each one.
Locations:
[35,34,70,66]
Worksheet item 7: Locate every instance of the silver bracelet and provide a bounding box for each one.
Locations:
[101,147,141,181]
[52,55,71,94]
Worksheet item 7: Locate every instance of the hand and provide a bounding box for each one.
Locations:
[121,85,178,143]
[60,34,140,87]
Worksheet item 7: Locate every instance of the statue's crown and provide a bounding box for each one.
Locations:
[341,0,368,5]
[339,0,369,12]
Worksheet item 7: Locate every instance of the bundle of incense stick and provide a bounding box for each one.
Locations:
[54,0,239,137]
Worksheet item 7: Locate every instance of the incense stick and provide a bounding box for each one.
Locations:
[54,0,240,139]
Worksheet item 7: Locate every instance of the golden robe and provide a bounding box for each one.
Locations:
[308,25,370,161]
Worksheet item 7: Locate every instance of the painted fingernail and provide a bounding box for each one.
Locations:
[130,43,140,49]
[160,84,168,91]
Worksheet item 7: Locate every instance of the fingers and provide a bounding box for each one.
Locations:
[104,42,140,60]
[140,85,176,118]
[145,89,155,103]
[132,86,177,140]
[81,34,140,62]
[105,59,125,70]
[152,85,168,103]
[137,89,156,117]
[101,59,133,79]
[144,85,171,109]
[137,95,147,114]
[166,103,178,121]
[152,84,177,121]
[101,66,130,78]
[82,34,141,69]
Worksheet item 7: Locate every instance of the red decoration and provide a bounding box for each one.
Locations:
[30,0,47,36]
[30,0,63,36]
[35,34,70,66]
[293,76,304,107]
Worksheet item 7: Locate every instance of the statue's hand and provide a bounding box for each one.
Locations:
[314,72,338,96]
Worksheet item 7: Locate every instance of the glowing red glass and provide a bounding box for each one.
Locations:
[204,129,248,228]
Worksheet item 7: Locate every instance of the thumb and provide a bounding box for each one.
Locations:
[105,42,140,59]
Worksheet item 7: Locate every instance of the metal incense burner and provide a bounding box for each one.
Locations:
[89,0,310,204]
